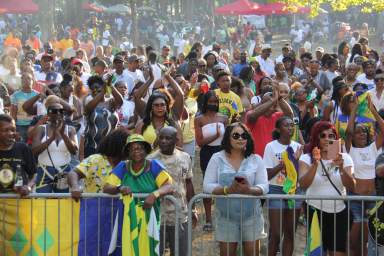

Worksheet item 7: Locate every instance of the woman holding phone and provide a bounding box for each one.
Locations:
[203,123,268,256]
[344,94,384,256]
[263,116,303,256]
[299,121,355,255]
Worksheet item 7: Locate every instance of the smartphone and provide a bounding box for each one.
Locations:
[234,176,246,183]
[327,139,341,160]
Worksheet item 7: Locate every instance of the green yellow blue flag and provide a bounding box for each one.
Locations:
[305,210,322,256]
[282,146,298,209]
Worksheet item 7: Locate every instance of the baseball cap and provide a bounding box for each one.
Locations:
[113,55,125,63]
[41,54,53,61]
[315,47,325,53]
[261,44,272,51]
[127,54,139,63]
[71,58,83,65]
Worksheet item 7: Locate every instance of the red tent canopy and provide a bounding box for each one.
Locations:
[215,0,263,16]
[82,2,104,13]
[257,3,310,15]
[0,0,39,14]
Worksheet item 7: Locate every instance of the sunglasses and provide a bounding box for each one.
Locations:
[319,133,336,139]
[231,132,248,140]
[152,103,167,108]
[47,108,64,114]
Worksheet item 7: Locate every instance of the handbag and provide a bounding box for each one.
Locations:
[47,148,69,190]
[319,160,342,196]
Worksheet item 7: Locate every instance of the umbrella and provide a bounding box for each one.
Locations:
[215,0,263,16]
[0,0,39,14]
[82,2,105,13]
[104,4,131,14]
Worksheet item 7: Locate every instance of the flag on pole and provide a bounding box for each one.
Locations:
[305,210,323,256]
[282,146,298,209]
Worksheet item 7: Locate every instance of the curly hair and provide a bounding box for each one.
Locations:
[221,122,254,158]
[97,128,130,160]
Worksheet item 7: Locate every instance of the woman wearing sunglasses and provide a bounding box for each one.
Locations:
[299,121,356,255]
[203,123,268,256]
[32,95,78,193]
[263,116,303,256]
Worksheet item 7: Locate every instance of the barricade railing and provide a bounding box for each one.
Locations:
[0,193,181,256]
[187,194,384,256]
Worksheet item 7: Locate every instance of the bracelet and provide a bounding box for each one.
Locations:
[223,186,228,195]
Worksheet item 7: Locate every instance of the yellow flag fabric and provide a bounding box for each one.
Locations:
[0,198,79,256]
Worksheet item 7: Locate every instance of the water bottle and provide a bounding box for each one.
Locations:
[14,164,23,188]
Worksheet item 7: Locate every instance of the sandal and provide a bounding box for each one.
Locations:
[203,222,214,232]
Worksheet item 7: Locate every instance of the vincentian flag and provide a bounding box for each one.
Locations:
[282,146,298,209]
[0,196,159,256]
[305,210,323,256]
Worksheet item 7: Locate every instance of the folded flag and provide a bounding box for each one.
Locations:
[282,146,298,209]
[305,210,323,256]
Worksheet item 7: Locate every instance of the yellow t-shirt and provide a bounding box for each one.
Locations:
[75,154,112,193]
[59,38,73,52]
[181,98,198,143]
[214,89,244,121]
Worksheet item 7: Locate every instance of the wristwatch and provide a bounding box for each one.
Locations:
[152,190,160,198]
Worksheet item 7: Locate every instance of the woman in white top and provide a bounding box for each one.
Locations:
[195,90,228,231]
[32,96,78,193]
[203,123,268,256]
[263,116,303,256]
[299,121,355,255]
[344,94,384,255]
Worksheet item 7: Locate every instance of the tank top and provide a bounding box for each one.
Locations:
[202,122,225,146]
[38,125,71,167]
[143,123,169,146]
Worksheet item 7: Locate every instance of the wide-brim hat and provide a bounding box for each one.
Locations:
[125,134,152,154]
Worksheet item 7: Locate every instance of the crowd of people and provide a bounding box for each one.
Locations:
[0,9,384,256]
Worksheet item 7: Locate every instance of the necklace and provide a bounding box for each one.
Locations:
[129,160,147,177]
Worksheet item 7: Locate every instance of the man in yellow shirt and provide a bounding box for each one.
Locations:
[214,70,243,122]
[58,33,73,56]
[67,129,129,200]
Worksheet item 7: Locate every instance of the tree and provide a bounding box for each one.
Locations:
[281,0,384,17]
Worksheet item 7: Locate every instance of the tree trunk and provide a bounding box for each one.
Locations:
[129,0,139,44]
[36,0,55,42]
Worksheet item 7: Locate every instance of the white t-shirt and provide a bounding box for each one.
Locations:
[357,74,375,90]
[102,30,111,46]
[263,140,302,186]
[255,55,276,77]
[299,153,354,213]
[113,70,135,94]
[125,69,145,88]
[368,88,384,111]
[347,142,380,179]
[117,99,135,126]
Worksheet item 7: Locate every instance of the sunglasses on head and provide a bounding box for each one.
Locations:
[231,132,248,140]
[319,133,336,139]
[47,108,64,114]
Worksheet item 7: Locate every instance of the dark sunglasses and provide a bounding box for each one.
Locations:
[319,133,336,139]
[231,132,248,140]
[152,102,167,108]
[47,108,64,114]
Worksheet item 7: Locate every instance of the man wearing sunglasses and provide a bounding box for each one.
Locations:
[369,70,384,111]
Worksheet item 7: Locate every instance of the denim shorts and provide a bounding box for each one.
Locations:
[215,210,267,242]
[348,191,374,223]
[267,185,303,210]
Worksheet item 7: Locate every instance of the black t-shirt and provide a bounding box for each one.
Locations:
[0,142,36,193]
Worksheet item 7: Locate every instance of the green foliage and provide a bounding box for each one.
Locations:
[280,0,384,17]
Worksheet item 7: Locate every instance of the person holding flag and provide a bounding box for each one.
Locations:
[103,134,173,255]
[263,116,303,256]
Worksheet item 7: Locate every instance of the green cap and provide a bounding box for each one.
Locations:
[125,134,152,153]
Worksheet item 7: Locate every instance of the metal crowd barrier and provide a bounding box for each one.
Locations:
[187,194,384,256]
[0,193,181,256]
